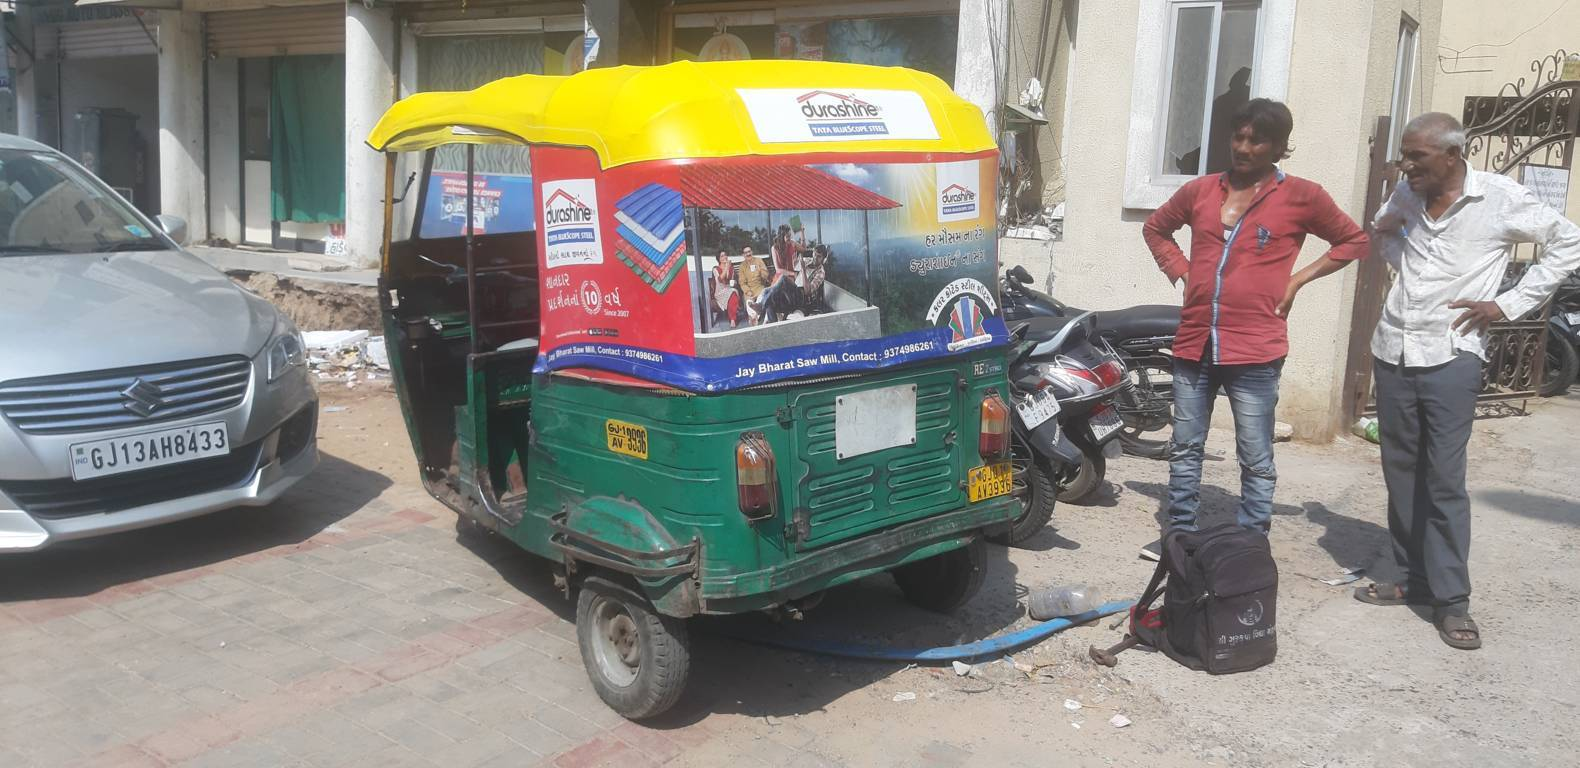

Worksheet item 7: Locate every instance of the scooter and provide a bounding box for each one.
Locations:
[1001,266,1179,458]
[1543,274,1580,397]
[1016,311,1130,505]
[995,324,1080,546]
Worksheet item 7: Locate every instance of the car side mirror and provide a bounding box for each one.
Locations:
[154,214,188,246]
[1010,265,1034,284]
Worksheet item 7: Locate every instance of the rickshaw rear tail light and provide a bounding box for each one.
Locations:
[979,393,1010,459]
[736,432,778,522]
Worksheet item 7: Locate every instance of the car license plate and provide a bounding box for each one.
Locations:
[70,422,230,481]
[1014,388,1061,429]
[1565,311,1580,326]
[1090,405,1124,443]
[968,462,1014,502]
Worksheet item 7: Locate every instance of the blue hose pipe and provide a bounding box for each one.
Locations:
[731,599,1134,664]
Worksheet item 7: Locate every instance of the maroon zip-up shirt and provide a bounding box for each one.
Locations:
[1142,170,1369,365]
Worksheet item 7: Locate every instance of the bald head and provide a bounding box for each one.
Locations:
[1398,112,1468,199]
[1402,112,1467,153]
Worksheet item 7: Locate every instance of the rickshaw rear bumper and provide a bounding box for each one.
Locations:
[696,499,1018,615]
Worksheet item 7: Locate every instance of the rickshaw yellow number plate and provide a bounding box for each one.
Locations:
[968,462,1014,502]
[606,419,649,460]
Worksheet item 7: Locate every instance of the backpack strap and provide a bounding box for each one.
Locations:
[1126,556,1169,633]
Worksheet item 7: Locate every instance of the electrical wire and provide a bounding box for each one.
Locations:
[1437,0,1571,55]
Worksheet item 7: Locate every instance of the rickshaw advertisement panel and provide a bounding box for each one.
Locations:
[531,146,1004,391]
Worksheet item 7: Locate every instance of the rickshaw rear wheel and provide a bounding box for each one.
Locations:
[892,537,987,613]
[575,575,691,720]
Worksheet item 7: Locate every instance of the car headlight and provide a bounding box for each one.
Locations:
[265,316,307,382]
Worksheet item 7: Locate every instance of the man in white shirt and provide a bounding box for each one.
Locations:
[1355,112,1580,650]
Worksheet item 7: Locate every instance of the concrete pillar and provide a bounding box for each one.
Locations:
[584,0,661,67]
[345,3,398,268]
[11,3,37,139]
[954,0,1011,138]
[157,10,207,240]
[207,57,242,244]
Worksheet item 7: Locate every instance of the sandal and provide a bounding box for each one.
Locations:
[1353,582,1410,606]
[1436,615,1481,650]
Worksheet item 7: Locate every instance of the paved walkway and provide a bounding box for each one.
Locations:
[3,389,1578,767]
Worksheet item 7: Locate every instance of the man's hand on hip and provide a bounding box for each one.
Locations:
[1448,299,1506,334]
[1275,280,1301,318]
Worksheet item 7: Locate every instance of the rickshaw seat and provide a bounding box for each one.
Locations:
[497,337,540,353]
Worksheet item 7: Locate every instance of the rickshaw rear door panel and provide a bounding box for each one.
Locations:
[790,369,965,550]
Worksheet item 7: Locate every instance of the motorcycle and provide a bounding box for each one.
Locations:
[1001,266,1179,459]
[994,324,1077,545]
[1545,274,1580,397]
[1016,311,1130,506]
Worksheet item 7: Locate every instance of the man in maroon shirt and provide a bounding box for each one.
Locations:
[1139,99,1368,559]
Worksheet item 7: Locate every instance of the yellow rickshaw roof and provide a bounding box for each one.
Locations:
[365,60,995,168]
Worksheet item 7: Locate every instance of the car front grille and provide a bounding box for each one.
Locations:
[0,440,265,520]
[0,357,252,435]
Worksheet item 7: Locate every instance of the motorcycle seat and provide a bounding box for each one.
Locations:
[1018,316,1079,344]
[1089,305,1180,339]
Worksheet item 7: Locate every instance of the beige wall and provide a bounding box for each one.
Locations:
[1006,0,1075,207]
[1005,0,1440,440]
[1432,0,1580,219]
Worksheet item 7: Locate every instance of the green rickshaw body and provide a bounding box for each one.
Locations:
[518,348,1016,617]
[370,61,1018,621]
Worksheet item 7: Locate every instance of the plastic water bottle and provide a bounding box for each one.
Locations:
[1350,417,1380,444]
[1028,584,1104,621]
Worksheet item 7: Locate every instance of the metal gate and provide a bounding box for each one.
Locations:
[1344,50,1578,420]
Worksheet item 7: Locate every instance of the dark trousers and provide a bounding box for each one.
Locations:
[1373,353,1482,616]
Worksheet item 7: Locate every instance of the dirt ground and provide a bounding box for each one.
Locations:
[308,384,1580,768]
[235,272,381,332]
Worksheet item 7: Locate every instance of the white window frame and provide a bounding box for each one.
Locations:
[1385,14,1420,162]
[1122,0,1296,210]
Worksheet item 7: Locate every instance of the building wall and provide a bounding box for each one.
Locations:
[207,57,243,244]
[1005,0,1441,439]
[1432,0,1580,219]
[1005,0,1074,207]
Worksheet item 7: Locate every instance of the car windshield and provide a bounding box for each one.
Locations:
[0,147,164,255]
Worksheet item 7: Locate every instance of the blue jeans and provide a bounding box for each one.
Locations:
[1167,357,1284,534]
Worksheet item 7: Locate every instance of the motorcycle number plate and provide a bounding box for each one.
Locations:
[1015,388,1062,428]
[1565,311,1580,326]
[1090,405,1124,443]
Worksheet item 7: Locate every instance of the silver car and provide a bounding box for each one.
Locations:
[0,134,317,551]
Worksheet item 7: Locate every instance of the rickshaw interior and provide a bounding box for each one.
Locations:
[382,143,538,516]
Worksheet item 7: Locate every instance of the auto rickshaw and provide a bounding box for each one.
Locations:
[367,60,1018,719]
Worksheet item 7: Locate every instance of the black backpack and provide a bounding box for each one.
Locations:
[1092,524,1279,674]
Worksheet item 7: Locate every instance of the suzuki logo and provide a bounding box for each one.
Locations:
[120,379,163,418]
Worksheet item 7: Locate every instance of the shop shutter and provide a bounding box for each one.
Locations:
[206,5,346,59]
[36,17,159,60]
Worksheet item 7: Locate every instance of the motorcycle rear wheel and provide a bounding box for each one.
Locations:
[1057,450,1106,505]
[1541,335,1578,397]
[988,434,1057,546]
[1118,362,1172,459]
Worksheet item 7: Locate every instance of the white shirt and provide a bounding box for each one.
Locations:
[1370,162,1580,367]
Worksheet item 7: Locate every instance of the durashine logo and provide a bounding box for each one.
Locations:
[542,178,603,268]
[796,91,888,138]
[935,161,980,223]
[940,183,977,216]
[544,189,596,245]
